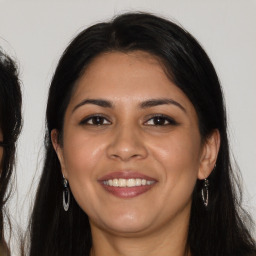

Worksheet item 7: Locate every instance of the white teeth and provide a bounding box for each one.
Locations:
[113,179,119,187]
[135,178,141,186]
[119,179,126,187]
[103,178,155,187]
[127,179,135,187]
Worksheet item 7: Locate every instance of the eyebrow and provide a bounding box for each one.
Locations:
[140,98,186,113]
[73,99,112,112]
[72,98,186,113]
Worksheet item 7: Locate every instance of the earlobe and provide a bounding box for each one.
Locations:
[198,129,220,180]
[51,129,59,152]
[51,129,68,178]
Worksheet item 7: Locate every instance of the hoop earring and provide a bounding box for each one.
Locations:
[201,178,209,207]
[63,177,70,211]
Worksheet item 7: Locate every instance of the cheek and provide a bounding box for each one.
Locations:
[63,133,105,177]
[149,130,201,195]
[61,133,106,214]
[150,129,201,170]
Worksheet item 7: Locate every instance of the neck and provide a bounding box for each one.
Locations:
[89,208,191,256]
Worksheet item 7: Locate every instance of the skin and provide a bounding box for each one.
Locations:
[52,51,220,256]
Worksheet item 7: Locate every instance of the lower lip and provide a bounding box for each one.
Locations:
[100,183,155,198]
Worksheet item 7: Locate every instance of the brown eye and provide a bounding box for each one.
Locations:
[80,115,111,126]
[145,115,178,126]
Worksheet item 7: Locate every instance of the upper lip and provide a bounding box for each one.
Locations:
[98,171,157,181]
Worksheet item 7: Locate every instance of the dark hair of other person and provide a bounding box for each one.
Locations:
[28,13,256,256]
[0,50,22,255]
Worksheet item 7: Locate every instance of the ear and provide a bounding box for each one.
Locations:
[198,129,220,180]
[51,129,68,179]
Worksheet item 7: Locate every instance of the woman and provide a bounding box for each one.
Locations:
[0,50,22,255]
[29,13,256,256]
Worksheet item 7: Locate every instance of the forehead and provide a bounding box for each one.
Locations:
[69,51,195,112]
[79,51,167,91]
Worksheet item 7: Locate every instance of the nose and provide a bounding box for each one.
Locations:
[106,124,148,162]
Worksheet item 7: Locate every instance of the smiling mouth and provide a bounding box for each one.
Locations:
[103,178,155,187]
[99,173,157,198]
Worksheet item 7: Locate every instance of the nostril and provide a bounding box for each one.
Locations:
[107,145,148,161]
[106,130,148,161]
[109,152,143,161]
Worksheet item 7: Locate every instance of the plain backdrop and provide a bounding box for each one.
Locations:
[0,0,255,253]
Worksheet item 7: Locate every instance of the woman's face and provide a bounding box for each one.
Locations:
[53,51,218,237]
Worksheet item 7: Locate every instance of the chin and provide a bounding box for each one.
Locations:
[105,222,152,236]
[93,210,154,235]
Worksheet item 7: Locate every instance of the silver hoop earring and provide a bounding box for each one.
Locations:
[201,178,209,207]
[63,178,70,211]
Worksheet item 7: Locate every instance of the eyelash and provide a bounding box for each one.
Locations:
[144,114,178,126]
[79,114,111,126]
[79,114,178,127]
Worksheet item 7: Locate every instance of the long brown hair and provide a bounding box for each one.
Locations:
[0,49,22,255]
